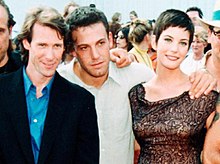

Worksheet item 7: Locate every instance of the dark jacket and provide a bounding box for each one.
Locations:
[0,68,99,164]
[0,51,23,74]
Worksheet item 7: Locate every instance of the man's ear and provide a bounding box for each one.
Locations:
[151,35,157,50]
[9,26,13,39]
[22,39,31,50]
[71,50,77,57]
[108,32,114,49]
[207,29,212,44]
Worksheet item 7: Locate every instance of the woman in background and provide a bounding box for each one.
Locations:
[181,26,208,75]
[115,26,133,51]
[109,12,122,48]
[128,19,154,70]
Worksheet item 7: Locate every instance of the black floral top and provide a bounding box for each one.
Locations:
[129,83,218,164]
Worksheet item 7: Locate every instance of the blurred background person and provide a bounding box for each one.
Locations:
[115,26,133,51]
[186,6,203,26]
[63,1,79,19]
[60,1,79,65]
[186,6,211,53]
[128,19,154,70]
[0,0,22,74]
[129,10,138,22]
[109,12,122,48]
[181,26,208,74]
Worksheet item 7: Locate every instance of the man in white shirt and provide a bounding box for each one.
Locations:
[58,7,154,164]
[58,6,216,164]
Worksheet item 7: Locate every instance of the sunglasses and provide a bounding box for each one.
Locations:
[210,26,220,39]
[212,29,220,39]
[115,35,125,39]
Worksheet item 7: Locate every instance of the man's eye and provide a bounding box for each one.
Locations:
[55,44,62,48]
[98,41,105,46]
[80,47,87,51]
[39,44,46,47]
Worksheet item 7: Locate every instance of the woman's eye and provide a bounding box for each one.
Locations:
[164,38,172,42]
[180,42,187,46]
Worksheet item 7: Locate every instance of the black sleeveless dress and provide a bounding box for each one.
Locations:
[129,83,218,164]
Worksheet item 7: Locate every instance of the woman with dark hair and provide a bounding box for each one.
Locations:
[129,9,218,163]
[115,26,133,51]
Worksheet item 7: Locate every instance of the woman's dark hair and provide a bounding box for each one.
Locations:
[116,26,133,51]
[153,9,194,49]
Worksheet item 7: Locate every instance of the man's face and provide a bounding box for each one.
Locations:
[23,23,64,80]
[0,5,11,66]
[186,11,200,26]
[72,22,111,79]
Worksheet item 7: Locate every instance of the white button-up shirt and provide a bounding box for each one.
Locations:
[58,59,154,164]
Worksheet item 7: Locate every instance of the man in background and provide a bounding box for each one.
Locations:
[0,0,22,74]
[186,6,203,26]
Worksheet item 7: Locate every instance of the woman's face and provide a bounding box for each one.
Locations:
[116,31,128,50]
[191,37,206,56]
[155,26,190,70]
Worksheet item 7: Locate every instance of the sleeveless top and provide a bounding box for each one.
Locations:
[129,83,218,164]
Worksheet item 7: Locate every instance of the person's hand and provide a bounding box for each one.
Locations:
[110,48,134,68]
[202,105,220,164]
[189,69,217,99]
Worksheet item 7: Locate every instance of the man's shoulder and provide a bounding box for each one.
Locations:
[0,68,22,93]
[57,61,72,74]
[110,62,155,84]
[0,68,21,81]
[9,51,23,66]
[57,61,76,83]
[112,62,154,77]
[55,72,93,98]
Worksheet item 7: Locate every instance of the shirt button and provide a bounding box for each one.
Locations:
[33,119,38,123]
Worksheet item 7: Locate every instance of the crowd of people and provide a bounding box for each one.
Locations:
[0,0,220,164]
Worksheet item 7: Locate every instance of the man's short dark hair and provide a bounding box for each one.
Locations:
[66,6,108,33]
[66,6,109,49]
[186,7,203,18]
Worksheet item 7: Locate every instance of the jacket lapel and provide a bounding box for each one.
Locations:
[37,73,67,164]
[8,68,35,164]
